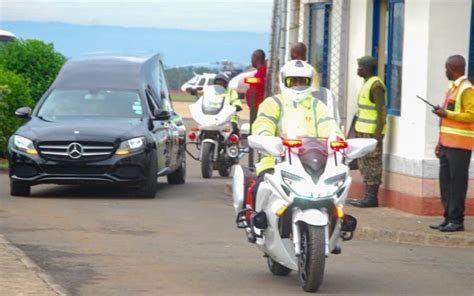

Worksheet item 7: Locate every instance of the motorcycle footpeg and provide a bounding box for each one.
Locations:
[246,230,257,244]
[236,208,251,229]
[341,231,354,241]
[331,245,342,255]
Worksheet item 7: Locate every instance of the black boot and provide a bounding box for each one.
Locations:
[348,184,368,205]
[349,185,379,208]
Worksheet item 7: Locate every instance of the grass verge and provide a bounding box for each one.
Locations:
[171,93,198,102]
[0,158,8,170]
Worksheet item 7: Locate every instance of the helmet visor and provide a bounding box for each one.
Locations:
[284,76,311,89]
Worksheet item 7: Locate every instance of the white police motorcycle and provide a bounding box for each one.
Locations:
[187,85,245,178]
[232,98,376,292]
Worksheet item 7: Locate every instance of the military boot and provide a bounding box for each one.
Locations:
[348,184,368,205]
[349,185,379,208]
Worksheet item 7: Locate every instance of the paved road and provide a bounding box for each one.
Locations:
[0,122,473,295]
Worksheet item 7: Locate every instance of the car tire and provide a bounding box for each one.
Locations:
[138,152,158,198]
[167,155,186,184]
[10,180,31,197]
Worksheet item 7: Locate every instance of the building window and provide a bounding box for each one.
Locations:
[372,0,404,116]
[307,2,331,88]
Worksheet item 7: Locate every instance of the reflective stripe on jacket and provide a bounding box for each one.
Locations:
[355,76,387,134]
[440,79,474,150]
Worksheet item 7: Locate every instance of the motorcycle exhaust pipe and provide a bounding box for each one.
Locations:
[227,145,239,158]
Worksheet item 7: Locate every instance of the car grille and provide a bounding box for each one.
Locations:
[38,141,115,162]
[41,165,109,175]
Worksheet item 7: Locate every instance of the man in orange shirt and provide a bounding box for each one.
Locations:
[431,55,474,232]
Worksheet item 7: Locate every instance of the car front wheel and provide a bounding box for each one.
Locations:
[137,152,158,198]
[10,180,31,197]
[167,155,186,184]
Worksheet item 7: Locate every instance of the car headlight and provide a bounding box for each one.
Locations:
[281,171,313,198]
[115,137,145,155]
[13,135,38,155]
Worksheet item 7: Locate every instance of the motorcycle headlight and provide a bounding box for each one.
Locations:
[13,135,38,155]
[116,137,145,155]
[281,171,313,198]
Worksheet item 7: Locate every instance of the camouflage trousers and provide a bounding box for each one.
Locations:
[355,132,383,186]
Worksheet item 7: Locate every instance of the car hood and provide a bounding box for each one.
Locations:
[16,117,146,143]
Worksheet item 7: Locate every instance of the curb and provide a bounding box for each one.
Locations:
[0,235,69,296]
[224,183,474,249]
[353,226,474,248]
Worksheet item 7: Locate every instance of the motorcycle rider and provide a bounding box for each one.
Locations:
[213,72,243,135]
[248,60,342,241]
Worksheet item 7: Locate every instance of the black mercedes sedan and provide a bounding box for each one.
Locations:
[8,53,186,198]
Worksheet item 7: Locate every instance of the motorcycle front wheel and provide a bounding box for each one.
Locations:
[298,225,325,293]
[201,142,214,179]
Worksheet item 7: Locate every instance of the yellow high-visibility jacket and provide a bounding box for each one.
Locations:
[252,92,341,175]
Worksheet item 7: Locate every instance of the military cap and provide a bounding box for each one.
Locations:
[357,56,378,67]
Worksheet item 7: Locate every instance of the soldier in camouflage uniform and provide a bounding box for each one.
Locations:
[349,56,387,208]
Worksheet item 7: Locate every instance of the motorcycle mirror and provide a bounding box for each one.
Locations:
[248,135,283,157]
[345,138,377,160]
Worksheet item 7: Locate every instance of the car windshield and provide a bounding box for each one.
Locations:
[37,89,143,119]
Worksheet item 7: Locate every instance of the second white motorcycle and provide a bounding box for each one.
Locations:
[187,85,246,178]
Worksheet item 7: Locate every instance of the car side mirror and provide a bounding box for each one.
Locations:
[15,107,32,119]
[153,109,171,121]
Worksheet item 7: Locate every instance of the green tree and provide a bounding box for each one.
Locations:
[0,39,66,102]
[0,67,34,156]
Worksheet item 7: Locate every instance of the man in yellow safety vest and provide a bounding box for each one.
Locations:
[349,56,387,208]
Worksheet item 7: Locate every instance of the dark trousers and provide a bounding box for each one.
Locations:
[439,146,472,224]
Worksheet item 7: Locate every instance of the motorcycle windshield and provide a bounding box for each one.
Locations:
[297,137,328,184]
[201,85,227,115]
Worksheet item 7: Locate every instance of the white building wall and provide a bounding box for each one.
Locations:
[425,0,472,158]
[388,0,431,160]
[346,0,371,130]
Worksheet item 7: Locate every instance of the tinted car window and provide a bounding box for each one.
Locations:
[38,89,143,119]
[158,65,173,111]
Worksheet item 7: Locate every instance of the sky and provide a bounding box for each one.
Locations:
[0,0,273,33]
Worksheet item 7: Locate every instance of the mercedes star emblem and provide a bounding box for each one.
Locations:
[67,142,83,159]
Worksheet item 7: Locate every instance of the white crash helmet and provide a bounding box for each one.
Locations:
[279,60,314,103]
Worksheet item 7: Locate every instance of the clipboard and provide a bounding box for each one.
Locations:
[416,95,437,110]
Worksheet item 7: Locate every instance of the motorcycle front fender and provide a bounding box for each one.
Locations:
[293,208,328,226]
[292,208,329,256]
[200,139,219,161]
